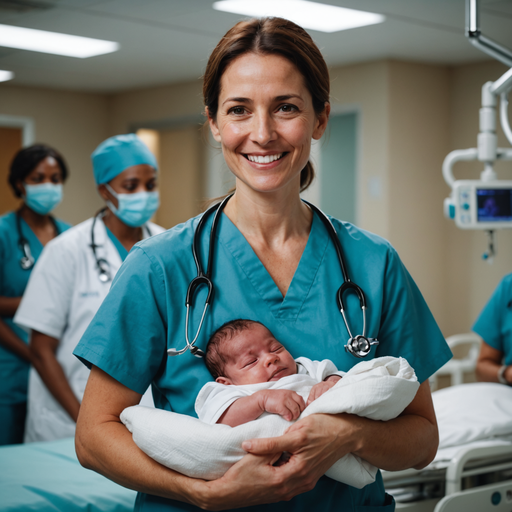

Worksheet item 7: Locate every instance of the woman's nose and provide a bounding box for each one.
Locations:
[250,111,277,146]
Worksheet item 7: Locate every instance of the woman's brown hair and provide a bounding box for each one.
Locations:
[203,17,330,192]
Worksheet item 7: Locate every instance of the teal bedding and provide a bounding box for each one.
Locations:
[0,437,136,511]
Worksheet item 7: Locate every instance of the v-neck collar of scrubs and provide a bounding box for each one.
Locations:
[18,214,44,256]
[105,226,129,262]
[218,211,330,320]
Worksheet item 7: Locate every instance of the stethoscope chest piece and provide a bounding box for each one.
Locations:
[19,248,35,270]
[345,335,379,358]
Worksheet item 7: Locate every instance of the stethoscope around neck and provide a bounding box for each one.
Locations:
[167,194,379,360]
[16,211,59,270]
[89,208,153,283]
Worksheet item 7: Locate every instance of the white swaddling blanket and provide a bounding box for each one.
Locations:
[121,356,419,489]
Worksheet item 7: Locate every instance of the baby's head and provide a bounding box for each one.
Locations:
[205,319,297,385]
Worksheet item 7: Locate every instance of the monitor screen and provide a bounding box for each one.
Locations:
[477,188,512,222]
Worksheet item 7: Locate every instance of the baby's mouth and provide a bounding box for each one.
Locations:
[269,367,287,380]
[244,153,285,164]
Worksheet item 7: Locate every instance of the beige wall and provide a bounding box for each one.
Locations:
[107,81,204,135]
[0,84,109,225]
[330,61,390,238]
[387,61,451,331]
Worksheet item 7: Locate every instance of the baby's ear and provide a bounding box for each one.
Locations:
[216,376,232,385]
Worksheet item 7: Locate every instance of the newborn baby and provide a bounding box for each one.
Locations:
[197,319,345,427]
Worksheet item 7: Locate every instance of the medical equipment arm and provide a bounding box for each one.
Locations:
[476,340,512,384]
[76,366,331,510]
[30,330,81,422]
[244,379,438,472]
[0,318,32,362]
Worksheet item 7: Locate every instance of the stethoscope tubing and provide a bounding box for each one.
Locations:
[16,210,59,271]
[169,195,379,359]
[90,208,154,284]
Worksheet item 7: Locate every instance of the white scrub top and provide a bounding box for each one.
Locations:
[14,216,164,442]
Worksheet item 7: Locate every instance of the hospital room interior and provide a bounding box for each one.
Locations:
[1,0,512,511]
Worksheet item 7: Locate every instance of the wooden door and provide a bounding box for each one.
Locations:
[0,127,23,215]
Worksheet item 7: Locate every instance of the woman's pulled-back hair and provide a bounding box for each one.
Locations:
[203,17,330,192]
[8,144,68,198]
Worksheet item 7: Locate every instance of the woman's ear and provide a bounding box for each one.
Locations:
[206,107,222,143]
[312,102,331,141]
[215,376,232,385]
[97,184,109,202]
[16,180,26,198]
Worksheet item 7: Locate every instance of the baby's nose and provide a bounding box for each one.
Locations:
[266,353,279,366]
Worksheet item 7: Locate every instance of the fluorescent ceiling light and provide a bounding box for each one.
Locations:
[0,24,119,58]
[213,0,385,33]
[0,70,14,82]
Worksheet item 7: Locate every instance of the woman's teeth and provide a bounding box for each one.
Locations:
[247,153,283,164]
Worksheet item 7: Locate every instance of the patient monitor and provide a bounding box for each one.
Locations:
[443,0,512,259]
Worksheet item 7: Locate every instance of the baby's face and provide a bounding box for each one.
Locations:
[216,324,297,385]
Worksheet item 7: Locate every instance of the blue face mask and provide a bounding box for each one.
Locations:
[105,183,160,227]
[24,183,63,215]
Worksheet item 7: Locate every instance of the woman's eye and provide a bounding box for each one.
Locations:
[146,182,157,191]
[278,104,297,113]
[230,106,246,116]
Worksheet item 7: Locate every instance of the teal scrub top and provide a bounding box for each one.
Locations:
[473,273,512,365]
[75,211,451,512]
[0,211,71,405]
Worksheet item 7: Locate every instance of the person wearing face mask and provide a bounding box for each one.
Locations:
[0,144,72,445]
[14,134,165,443]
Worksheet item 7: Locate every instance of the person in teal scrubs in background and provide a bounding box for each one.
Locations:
[74,18,452,512]
[14,134,164,443]
[0,144,71,445]
[473,274,512,386]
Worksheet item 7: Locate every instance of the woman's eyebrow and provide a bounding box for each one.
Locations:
[223,96,250,105]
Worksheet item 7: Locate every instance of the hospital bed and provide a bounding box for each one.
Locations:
[383,379,512,511]
[0,437,137,512]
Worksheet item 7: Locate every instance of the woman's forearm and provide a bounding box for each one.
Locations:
[350,412,437,471]
[76,367,217,508]
[0,296,22,317]
[351,380,438,471]
[0,319,32,362]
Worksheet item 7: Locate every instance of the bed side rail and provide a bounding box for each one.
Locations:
[446,443,512,494]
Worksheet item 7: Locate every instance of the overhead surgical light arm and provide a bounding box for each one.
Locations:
[442,1,512,260]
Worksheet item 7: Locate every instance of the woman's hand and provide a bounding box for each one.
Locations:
[196,417,347,511]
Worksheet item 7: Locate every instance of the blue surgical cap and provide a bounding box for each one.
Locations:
[91,134,158,185]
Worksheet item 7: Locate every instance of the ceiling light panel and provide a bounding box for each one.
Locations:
[0,69,14,82]
[212,0,385,33]
[0,24,119,58]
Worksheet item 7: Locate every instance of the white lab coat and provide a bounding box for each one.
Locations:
[14,216,165,443]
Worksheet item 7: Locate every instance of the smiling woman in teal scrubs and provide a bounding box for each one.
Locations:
[74,17,452,512]
[0,144,71,445]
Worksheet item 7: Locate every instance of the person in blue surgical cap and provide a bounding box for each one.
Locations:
[14,134,165,443]
[0,144,71,445]
[74,18,451,512]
